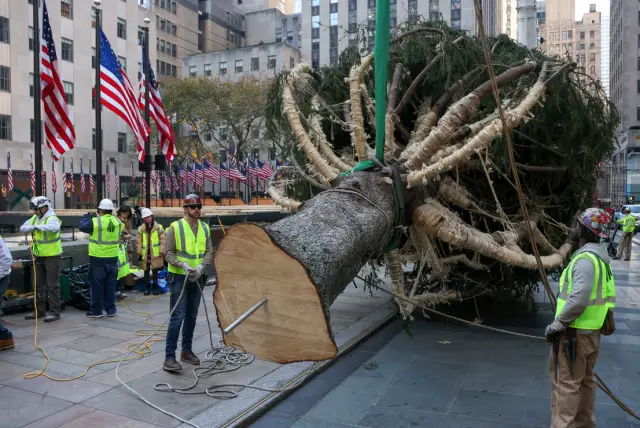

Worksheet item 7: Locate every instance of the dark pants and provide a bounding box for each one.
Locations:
[144,268,160,290]
[165,273,201,359]
[89,262,118,315]
[34,255,61,315]
[0,275,11,339]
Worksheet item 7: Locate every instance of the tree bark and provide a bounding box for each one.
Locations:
[266,172,395,313]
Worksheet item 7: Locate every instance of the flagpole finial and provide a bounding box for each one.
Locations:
[144,17,151,26]
[93,0,102,7]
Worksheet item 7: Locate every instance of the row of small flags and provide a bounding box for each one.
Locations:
[7,150,286,196]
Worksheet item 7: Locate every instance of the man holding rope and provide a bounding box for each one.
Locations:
[545,208,616,428]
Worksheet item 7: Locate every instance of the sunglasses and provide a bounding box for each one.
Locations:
[187,205,202,210]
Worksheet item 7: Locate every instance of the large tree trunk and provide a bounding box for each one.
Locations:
[214,172,395,363]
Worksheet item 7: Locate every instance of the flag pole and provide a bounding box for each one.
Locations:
[143,18,151,209]
[33,0,42,195]
[94,0,103,203]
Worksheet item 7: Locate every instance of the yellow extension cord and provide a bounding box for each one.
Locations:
[23,238,170,382]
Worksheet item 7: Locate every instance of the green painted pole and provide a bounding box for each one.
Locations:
[374,0,390,161]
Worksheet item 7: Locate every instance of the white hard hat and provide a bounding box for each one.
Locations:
[98,199,115,211]
[140,208,153,219]
[29,196,51,210]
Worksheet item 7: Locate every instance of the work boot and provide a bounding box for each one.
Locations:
[0,337,13,351]
[24,311,44,320]
[163,357,182,372]
[43,314,60,323]
[180,350,201,366]
[152,287,160,296]
[144,287,151,296]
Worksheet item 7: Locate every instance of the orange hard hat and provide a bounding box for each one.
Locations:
[183,194,202,207]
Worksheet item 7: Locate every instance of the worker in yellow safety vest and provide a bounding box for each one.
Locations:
[79,199,123,318]
[19,196,62,323]
[613,207,636,261]
[136,208,166,296]
[162,194,213,372]
[545,207,616,428]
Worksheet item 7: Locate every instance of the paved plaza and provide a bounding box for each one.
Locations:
[2,242,640,427]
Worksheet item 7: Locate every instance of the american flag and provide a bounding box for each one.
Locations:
[7,152,12,191]
[138,39,176,163]
[171,168,179,195]
[194,163,204,188]
[179,165,187,192]
[30,156,36,192]
[40,0,75,160]
[222,161,246,182]
[114,164,119,194]
[203,160,221,183]
[70,158,74,192]
[187,165,195,187]
[106,162,110,195]
[51,159,57,193]
[62,157,67,191]
[80,158,85,192]
[89,159,94,194]
[98,29,149,162]
[41,168,46,196]
[257,160,274,179]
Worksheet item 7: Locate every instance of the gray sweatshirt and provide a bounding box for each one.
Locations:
[554,243,611,334]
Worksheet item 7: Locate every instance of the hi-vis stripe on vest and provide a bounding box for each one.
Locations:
[138,224,163,260]
[556,251,616,330]
[167,219,210,275]
[117,243,130,280]
[29,215,62,257]
[88,215,123,258]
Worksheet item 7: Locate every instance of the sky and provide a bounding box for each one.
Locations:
[575,0,609,19]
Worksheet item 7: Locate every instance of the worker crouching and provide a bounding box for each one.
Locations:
[545,208,616,428]
[79,199,123,318]
[163,194,213,372]
[137,208,165,296]
[20,197,62,323]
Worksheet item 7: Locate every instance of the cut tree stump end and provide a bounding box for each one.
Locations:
[213,223,338,364]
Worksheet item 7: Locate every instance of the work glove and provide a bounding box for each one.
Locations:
[188,264,205,282]
[545,319,565,343]
[180,262,195,273]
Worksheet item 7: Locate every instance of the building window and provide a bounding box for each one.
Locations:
[235,59,243,73]
[171,64,177,77]
[312,28,320,39]
[568,30,573,39]
[290,57,295,69]
[580,31,585,40]
[61,0,73,19]
[637,107,640,122]
[637,57,640,71]
[219,61,227,75]
[117,18,126,39]
[30,119,35,143]
[62,81,74,105]
[61,38,73,62]
[118,56,126,72]
[189,65,196,77]
[118,132,127,153]
[268,55,276,69]
[92,128,96,149]
[204,132,212,142]
[251,128,259,139]
[311,6,319,15]
[138,26,144,45]
[204,63,212,76]
[0,17,9,44]
[29,26,34,51]
[251,57,259,70]
[0,115,11,140]
[275,30,282,43]
[590,53,595,62]
[561,30,566,40]
[29,73,35,97]
[0,66,9,93]
[92,48,96,68]
[171,44,177,57]
[91,7,97,28]
[637,79,640,94]
[590,30,595,39]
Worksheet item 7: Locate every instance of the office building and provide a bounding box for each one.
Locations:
[300,0,498,68]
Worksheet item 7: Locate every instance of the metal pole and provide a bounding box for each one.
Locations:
[143,22,151,209]
[95,0,103,203]
[223,297,267,335]
[33,0,42,195]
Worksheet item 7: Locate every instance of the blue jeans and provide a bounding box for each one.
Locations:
[89,261,118,315]
[0,274,12,339]
[165,273,201,359]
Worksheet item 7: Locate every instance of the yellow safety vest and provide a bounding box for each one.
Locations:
[138,224,164,261]
[556,252,616,330]
[167,218,210,275]
[621,214,636,233]
[29,214,62,257]
[88,214,123,258]
[117,243,130,280]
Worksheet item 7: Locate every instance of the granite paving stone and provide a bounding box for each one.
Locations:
[291,417,370,428]
[2,369,113,403]
[0,385,74,428]
[447,389,549,426]
[62,335,127,352]
[21,404,95,428]
[57,409,165,428]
